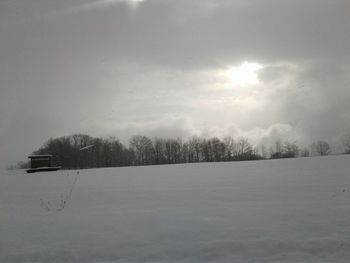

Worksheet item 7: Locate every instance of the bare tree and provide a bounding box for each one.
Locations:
[270,140,299,159]
[270,140,283,159]
[129,135,154,165]
[260,144,269,159]
[153,138,166,164]
[26,132,320,169]
[209,137,225,162]
[342,134,350,154]
[311,140,331,156]
[188,137,202,162]
[282,141,299,158]
[223,136,236,161]
[181,142,190,163]
[200,138,212,162]
[300,147,310,157]
[236,138,253,160]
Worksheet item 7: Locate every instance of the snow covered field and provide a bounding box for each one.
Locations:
[1,155,350,263]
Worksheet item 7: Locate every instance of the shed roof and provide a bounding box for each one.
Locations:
[28,154,53,159]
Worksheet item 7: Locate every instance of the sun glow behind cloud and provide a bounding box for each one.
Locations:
[225,62,263,87]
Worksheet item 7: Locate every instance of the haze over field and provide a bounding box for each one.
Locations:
[1,0,350,167]
[1,155,350,262]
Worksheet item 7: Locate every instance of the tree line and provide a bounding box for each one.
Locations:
[17,133,350,169]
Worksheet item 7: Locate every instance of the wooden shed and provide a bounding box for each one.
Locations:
[26,154,61,173]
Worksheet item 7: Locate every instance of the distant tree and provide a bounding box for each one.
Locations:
[90,137,105,168]
[188,137,202,162]
[129,135,154,165]
[311,140,331,156]
[171,138,182,163]
[186,140,195,163]
[108,136,130,167]
[270,140,299,159]
[153,137,166,164]
[275,140,283,153]
[180,142,190,163]
[200,138,212,162]
[300,147,310,157]
[164,139,173,163]
[260,144,269,159]
[214,138,226,162]
[223,136,236,161]
[25,132,342,170]
[342,134,350,154]
[270,140,283,159]
[282,141,299,158]
[235,138,253,160]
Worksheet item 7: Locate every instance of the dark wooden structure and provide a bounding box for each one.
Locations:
[26,154,61,173]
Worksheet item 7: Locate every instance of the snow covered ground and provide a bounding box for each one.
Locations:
[1,155,350,263]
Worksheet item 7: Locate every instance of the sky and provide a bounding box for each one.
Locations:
[1,0,350,167]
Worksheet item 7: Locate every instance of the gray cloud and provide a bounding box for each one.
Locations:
[0,0,350,167]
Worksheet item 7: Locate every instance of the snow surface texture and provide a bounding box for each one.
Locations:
[1,155,350,263]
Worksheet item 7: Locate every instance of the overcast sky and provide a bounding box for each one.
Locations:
[1,0,350,167]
